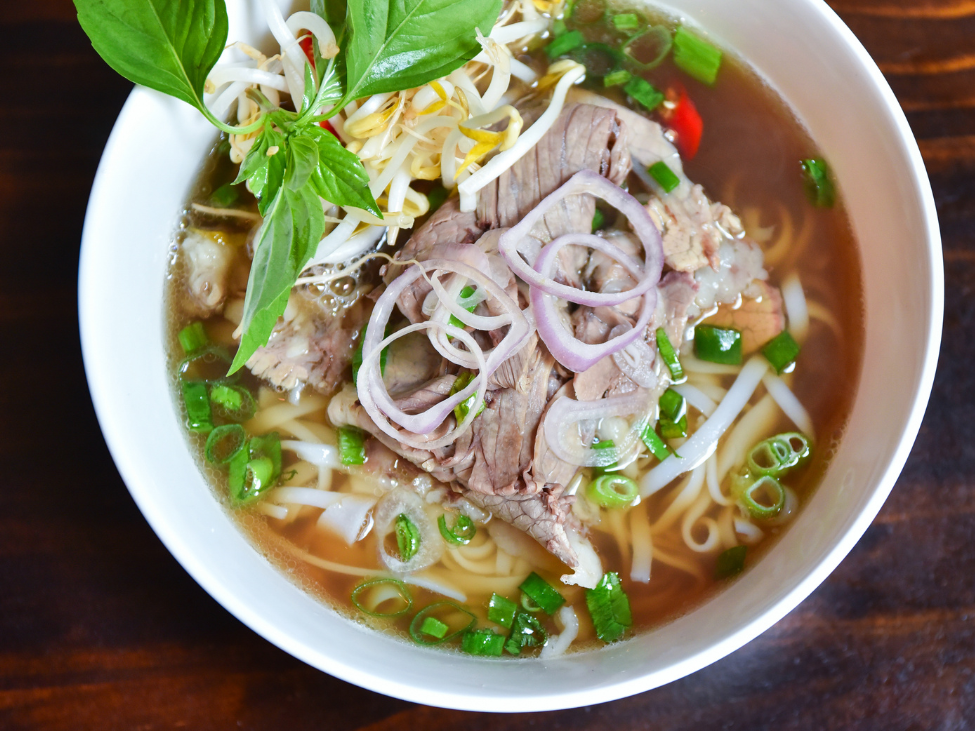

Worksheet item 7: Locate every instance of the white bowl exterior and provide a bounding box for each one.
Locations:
[79,0,942,712]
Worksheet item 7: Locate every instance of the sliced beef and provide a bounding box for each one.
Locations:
[247,292,360,396]
[705,280,785,354]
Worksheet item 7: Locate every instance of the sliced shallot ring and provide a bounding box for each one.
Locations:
[358,320,488,449]
[543,391,652,468]
[531,233,656,372]
[610,324,657,388]
[429,273,511,331]
[498,170,664,307]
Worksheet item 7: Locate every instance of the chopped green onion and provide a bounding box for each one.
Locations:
[438,513,477,545]
[209,384,257,421]
[228,452,275,505]
[779,432,812,466]
[521,593,543,613]
[655,327,684,380]
[762,330,801,374]
[800,158,836,208]
[519,572,565,615]
[178,321,209,355]
[591,208,606,232]
[715,545,747,579]
[641,424,672,461]
[622,26,672,70]
[395,514,421,561]
[504,612,547,656]
[603,69,632,87]
[552,18,567,36]
[591,438,618,474]
[448,285,478,331]
[612,12,640,31]
[546,30,584,59]
[351,578,413,617]
[204,424,246,465]
[658,414,688,439]
[351,323,389,382]
[450,372,484,422]
[570,43,625,78]
[487,593,518,629]
[210,183,239,208]
[177,344,232,380]
[624,76,664,111]
[247,432,282,482]
[648,161,680,193]
[461,628,505,656]
[181,380,213,434]
[409,601,476,645]
[338,426,367,465]
[673,26,722,85]
[588,474,639,509]
[747,438,794,477]
[585,572,632,643]
[426,184,449,213]
[658,389,685,422]
[418,616,448,639]
[694,325,743,365]
[739,474,786,519]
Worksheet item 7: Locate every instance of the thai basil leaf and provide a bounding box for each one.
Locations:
[238,127,287,216]
[74,0,227,116]
[343,0,502,101]
[305,126,382,216]
[229,185,326,373]
[312,0,347,30]
[288,136,320,191]
[300,63,317,115]
[301,60,345,124]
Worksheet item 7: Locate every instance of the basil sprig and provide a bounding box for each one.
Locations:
[74,0,502,373]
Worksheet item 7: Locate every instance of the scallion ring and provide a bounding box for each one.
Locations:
[408,601,476,645]
[351,578,413,618]
[587,474,639,509]
[740,475,786,519]
[204,424,246,465]
[438,513,476,545]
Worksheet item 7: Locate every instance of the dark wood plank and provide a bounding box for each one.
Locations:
[1,1,972,729]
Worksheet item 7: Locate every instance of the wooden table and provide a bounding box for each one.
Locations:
[2,1,970,728]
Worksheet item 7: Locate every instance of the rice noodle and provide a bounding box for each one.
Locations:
[706,452,733,506]
[651,465,706,534]
[629,501,653,583]
[781,272,809,343]
[641,357,769,496]
[716,394,778,482]
[762,373,815,438]
[672,383,718,417]
[735,518,765,545]
[681,491,721,553]
[540,606,579,659]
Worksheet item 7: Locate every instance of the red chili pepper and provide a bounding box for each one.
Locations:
[667,89,703,160]
[319,119,339,137]
[299,35,316,69]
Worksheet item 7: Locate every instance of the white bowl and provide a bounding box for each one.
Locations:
[79,0,942,712]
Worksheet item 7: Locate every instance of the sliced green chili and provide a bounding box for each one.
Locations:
[181,380,213,434]
[762,330,801,374]
[694,325,743,365]
[351,578,413,617]
[178,321,209,355]
[648,161,680,193]
[519,572,565,615]
[409,601,475,644]
[624,76,664,112]
[204,423,246,465]
[504,612,547,656]
[461,628,505,656]
[395,514,421,561]
[588,474,639,509]
[800,158,836,208]
[586,572,632,643]
[715,545,747,579]
[655,327,684,381]
[438,513,476,545]
[673,26,722,85]
[338,426,367,465]
[487,593,518,629]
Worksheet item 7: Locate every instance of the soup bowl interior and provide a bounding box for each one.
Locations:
[79,0,941,712]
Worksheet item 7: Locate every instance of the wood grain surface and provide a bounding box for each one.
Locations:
[1,1,971,729]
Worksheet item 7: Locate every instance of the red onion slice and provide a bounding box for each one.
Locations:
[543,391,653,467]
[531,233,656,372]
[498,170,664,307]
